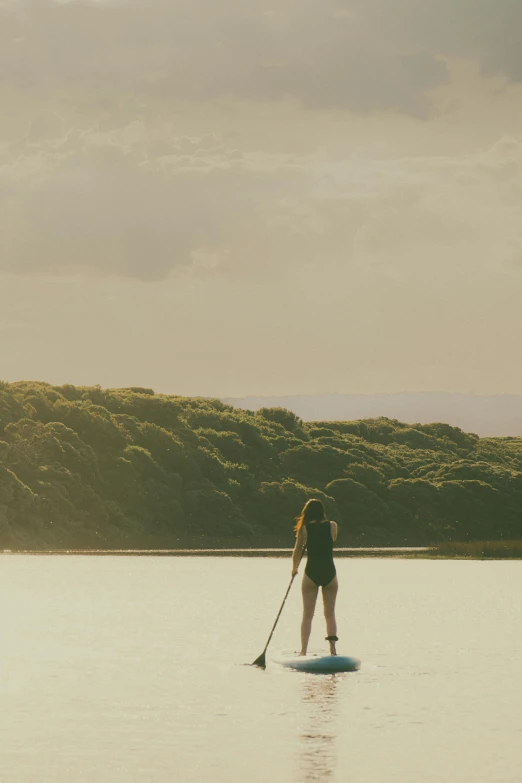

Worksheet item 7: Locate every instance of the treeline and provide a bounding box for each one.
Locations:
[1,381,521,549]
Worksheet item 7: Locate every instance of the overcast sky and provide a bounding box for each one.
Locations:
[1,0,522,396]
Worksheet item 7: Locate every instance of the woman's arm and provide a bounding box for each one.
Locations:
[292,525,307,575]
[330,520,338,542]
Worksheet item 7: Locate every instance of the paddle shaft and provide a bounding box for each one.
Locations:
[259,544,307,657]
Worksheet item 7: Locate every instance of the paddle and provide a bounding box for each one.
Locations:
[251,544,307,668]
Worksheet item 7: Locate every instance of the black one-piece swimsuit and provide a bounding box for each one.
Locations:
[304,521,336,587]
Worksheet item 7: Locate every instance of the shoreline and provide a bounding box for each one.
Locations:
[1,545,521,559]
[1,546,430,557]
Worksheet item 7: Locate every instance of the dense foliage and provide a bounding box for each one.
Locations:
[1,381,521,549]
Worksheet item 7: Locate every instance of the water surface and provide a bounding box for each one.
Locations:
[1,556,521,783]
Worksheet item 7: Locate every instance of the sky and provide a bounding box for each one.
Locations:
[1,0,522,397]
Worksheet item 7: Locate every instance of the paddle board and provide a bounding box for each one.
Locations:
[272,652,361,673]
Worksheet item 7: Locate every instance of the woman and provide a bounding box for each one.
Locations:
[292,498,339,656]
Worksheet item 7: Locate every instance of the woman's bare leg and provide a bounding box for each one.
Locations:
[300,574,319,655]
[322,576,338,653]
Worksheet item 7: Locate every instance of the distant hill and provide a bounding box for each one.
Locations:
[2,381,522,550]
[222,393,522,437]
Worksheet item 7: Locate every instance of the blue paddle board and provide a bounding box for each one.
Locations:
[272,651,361,673]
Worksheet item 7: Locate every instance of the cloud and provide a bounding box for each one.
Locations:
[321,136,522,272]
[351,0,522,83]
[1,104,521,282]
[3,1,522,123]
[0,0,461,117]
[1,1,522,282]
[0,118,311,280]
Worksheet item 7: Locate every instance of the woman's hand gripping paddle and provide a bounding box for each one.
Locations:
[251,545,306,668]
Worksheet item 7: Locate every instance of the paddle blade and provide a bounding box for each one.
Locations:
[251,652,266,668]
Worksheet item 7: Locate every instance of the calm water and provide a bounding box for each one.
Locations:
[1,556,521,783]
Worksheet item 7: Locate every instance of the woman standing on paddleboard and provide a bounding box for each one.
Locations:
[292,499,339,656]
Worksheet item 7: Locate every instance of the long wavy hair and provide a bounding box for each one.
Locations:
[294,498,326,533]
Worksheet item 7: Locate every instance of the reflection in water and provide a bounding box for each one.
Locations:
[296,675,340,782]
